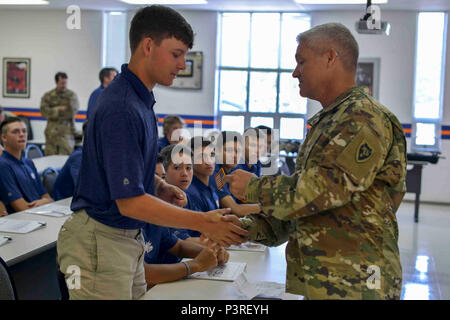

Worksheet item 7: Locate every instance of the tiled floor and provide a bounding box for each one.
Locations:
[397,201,450,300]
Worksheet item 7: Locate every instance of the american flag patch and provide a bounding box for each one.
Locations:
[215,167,226,190]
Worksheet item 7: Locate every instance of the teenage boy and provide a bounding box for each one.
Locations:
[0,117,53,213]
[56,5,247,300]
[144,146,228,288]
[158,115,186,152]
[212,131,261,217]
[159,144,200,241]
[236,127,262,177]
[155,155,166,180]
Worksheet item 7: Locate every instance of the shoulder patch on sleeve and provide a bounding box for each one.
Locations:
[335,126,383,185]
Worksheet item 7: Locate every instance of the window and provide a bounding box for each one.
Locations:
[411,12,447,152]
[216,12,311,139]
[103,12,127,70]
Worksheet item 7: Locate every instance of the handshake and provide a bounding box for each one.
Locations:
[200,208,248,248]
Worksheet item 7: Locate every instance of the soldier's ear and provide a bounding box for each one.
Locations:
[326,48,339,67]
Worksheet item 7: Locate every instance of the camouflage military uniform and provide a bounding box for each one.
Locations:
[40,88,79,155]
[241,86,406,300]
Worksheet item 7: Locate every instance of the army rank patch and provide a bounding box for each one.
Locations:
[356,141,373,163]
[215,167,226,190]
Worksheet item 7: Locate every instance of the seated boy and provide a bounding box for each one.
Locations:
[159,143,201,241]
[142,145,229,288]
[235,127,262,177]
[155,155,166,180]
[186,136,220,213]
[0,117,53,213]
[211,131,261,217]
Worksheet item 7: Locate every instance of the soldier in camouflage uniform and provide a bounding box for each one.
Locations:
[40,72,79,155]
[224,23,407,300]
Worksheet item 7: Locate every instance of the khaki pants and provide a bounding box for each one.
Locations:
[57,210,146,300]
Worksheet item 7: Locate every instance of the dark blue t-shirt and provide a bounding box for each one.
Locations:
[71,64,159,229]
[0,151,47,213]
[52,148,83,200]
[86,85,104,119]
[169,192,202,240]
[157,136,170,153]
[142,223,180,264]
[236,160,262,177]
[187,175,220,212]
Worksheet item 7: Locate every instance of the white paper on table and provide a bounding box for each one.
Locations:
[0,218,46,234]
[0,235,12,247]
[227,242,266,252]
[186,261,247,281]
[25,203,73,217]
[233,273,303,300]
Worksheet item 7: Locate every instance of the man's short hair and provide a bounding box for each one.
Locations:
[296,23,359,72]
[55,72,68,83]
[255,125,272,136]
[129,5,194,54]
[159,143,192,170]
[189,136,212,155]
[99,67,118,84]
[0,117,24,135]
[244,127,261,140]
[156,155,164,164]
[216,131,243,150]
[162,115,185,136]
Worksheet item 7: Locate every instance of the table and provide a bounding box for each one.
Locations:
[0,198,72,299]
[32,155,69,174]
[405,161,427,223]
[142,243,301,300]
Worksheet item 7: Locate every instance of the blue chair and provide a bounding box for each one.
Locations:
[42,167,59,196]
[25,144,43,159]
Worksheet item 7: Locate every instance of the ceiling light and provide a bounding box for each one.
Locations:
[294,0,388,4]
[120,0,208,5]
[0,0,49,4]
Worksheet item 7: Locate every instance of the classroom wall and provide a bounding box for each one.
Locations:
[0,7,449,203]
[0,9,103,138]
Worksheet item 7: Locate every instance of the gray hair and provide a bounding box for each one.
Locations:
[296,23,359,72]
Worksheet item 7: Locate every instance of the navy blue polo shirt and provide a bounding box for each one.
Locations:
[52,148,83,201]
[157,136,170,153]
[86,85,104,119]
[236,160,262,177]
[169,193,202,240]
[186,175,220,212]
[0,151,47,213]
[71,64,159,229]
[142,223,180,264]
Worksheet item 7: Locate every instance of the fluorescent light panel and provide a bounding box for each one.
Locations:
[295,0,387,4]
[0,0,49,4]
[120,0,207,5]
